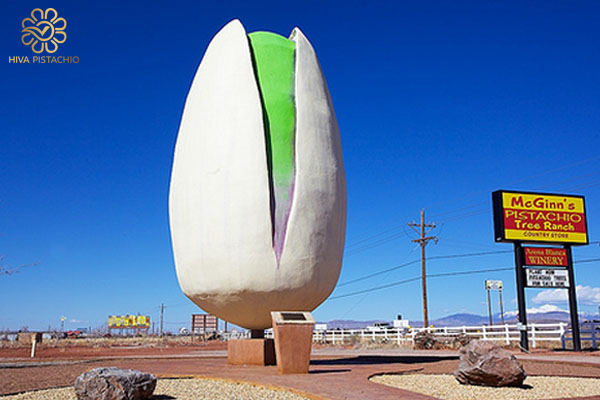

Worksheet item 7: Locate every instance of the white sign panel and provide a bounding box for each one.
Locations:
[314,323,328,331]
[393,319,410,329]
[485,280,503,290]
[526,268,569,288]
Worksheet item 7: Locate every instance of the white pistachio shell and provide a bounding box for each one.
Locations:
[169,19,346,329]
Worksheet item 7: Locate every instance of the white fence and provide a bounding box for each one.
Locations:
[219,322,568,348]
[308,323,567,348]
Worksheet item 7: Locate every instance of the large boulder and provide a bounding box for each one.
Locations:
[74,367,156,400]
[454,340,526,387]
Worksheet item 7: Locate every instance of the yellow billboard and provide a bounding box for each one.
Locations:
[492,191,588,245]
[108,315,150,329]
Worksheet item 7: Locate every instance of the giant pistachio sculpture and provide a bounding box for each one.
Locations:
[169,19,346,329]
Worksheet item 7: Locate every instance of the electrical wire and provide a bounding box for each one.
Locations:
[337,259,420,287]
[344,231,409,256]
[345,226,408,249]
[338,245,420,317]
[574,258,600,264]
[428,250,512,260]
[330,252,599,301]
[342,157,600,250]
[337,250,513,287]
[329,266,513,300]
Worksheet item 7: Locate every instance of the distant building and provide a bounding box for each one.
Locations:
[366,322,391,332]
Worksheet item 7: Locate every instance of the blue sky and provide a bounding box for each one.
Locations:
[1,1,599,332]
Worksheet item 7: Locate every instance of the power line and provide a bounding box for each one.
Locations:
[344,231,409,256]
[428,267,513,279]
[574,258,600,264]
[429,202,489,219]
[330,255,600,301]
[338,244,420,318]
[503,155,600,187]
[429,250,512,260]
[345,226,407,249]
[436,209,490,224]
[329,266,513,300]
[532,171,600,192]
[337,259,420,287]
[337,250,513,287]
[564,179,600,192]
[341,157,600,250]
[330,277,422,300]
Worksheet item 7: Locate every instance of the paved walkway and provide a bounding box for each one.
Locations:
[1,348,600,399]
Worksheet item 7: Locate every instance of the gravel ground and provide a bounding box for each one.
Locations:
[370,373,600,400]
[0,378,313,400]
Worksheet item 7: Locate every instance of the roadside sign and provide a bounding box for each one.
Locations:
[525,268,569,288]
[492,190,588,245]
[492,189,588,352]
[524,247,568,266]
[485,280,503,290]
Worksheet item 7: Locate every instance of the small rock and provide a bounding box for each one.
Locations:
[413,331,437,349]
[454,340,526,387]
[74,367,156,400]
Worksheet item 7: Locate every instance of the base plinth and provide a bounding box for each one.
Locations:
[227,339,275,366]
[271,311,315,374]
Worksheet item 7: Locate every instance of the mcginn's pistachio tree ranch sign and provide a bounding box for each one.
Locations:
[492,190,588,245]
[169,20,346,330]
[491,189,589,352]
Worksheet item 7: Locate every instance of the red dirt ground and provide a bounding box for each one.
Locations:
[2,344,600,399]
[0,341,227,360]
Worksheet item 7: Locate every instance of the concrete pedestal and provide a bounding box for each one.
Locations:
[271,311,315,374]
[227,339,275,366]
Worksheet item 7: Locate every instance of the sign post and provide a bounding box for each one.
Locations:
[513,243,529,351]
[492,190,588,352]
[565,246,582,351]
[499,285,505,325]
[485,280,503,326]
[487,287,493,326]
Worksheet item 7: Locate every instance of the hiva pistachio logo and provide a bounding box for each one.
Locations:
[9,8,78,64]
[22,8,66,54]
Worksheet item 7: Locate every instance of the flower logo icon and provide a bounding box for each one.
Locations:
[21,8,66,54]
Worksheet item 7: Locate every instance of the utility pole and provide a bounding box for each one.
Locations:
[160,304,165,337]
[408,209,437,328]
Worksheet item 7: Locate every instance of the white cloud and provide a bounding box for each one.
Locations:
[576,286,600,305]
[504,304,568,317]
[532,289,567,304]
[528,304,568,314]
[69,319,88,324]
[532,285,600,305]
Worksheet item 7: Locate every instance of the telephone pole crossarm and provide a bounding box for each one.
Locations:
[411,236,437,244]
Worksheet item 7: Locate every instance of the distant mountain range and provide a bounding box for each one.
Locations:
[325,310,598,329]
